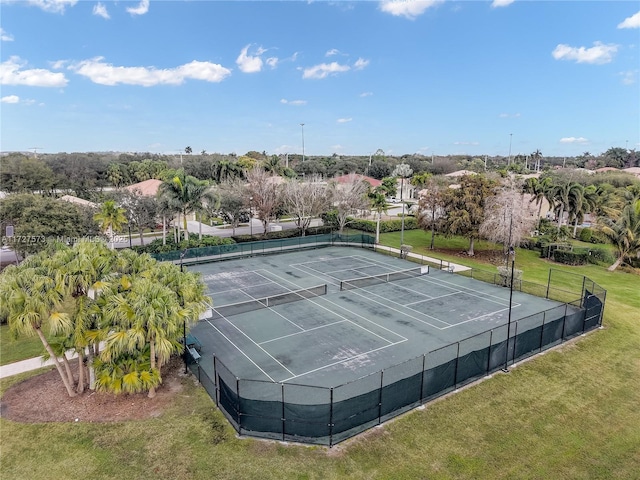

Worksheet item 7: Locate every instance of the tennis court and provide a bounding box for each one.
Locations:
[186,245,604,445]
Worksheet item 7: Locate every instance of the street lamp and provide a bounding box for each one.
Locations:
[392,163,413,253]
[503,245,516,373]
[300,123,305,162]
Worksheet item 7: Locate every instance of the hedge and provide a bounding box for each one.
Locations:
[347,217,419,233]
[133,235,235,254]
[232,225,333,243]
[552,249,589,266]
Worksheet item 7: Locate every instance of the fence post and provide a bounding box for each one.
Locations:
[378,370,384,424]
[560,303,569,342]
[213,355,219,407]
[453,342,460,389]
[281,384,286,442]
[511,322,519,366]
[419,354,426,401]
[539,311,546,352]
[329,387,334,447]
[236,378,241,434]
[486,330,493,374]
[546,270,552,299]
[580,276,587,307]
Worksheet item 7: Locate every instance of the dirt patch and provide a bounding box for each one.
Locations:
[1,357,185,423]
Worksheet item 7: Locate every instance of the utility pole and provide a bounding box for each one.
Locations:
[508,133,513,165]
[29,147,43,158]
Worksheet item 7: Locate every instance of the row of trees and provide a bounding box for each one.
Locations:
[0,242,209,397]
[2,146,637,199]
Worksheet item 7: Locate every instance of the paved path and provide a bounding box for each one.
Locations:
[374,245,470,273]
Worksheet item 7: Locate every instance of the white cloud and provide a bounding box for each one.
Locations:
[491,0,515,8]
[280,98,307,106]
[22,0,77,13]
[618,11,640,29]
[453,141,479,146]
[619,70,638,85]
[353,58,370,70]
[499,112,521,118]
[0,56,68,87]
[552,41,618,64]
[1,95,20,104]
[1,28,14,42]
[69,57,231,86]
[326,49,340,57]
[236,45,268,73]
[266,57,278,68]
[302,62,350,79]
[360,91,373,97]
[379,0,444,20]
[560,137,589,144]
[93,2,110,19]
[337,118,352,123]
[126,0,149,16]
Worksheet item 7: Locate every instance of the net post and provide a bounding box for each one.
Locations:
[378,370,384,424]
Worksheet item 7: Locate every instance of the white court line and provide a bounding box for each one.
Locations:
[279,340,407,383]
[291,262,451,329]
[404,291,458,306]
[211,280,280,296]
[258,320,347,345]
[205,318,276,382]
[440,305,518,329]
[265,269,407,343]
[210,307,296,377]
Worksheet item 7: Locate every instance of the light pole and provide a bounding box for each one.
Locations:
[503,245,516,372]
[508,133,513,165]
[300,123,305,162]
[392,163,413,254]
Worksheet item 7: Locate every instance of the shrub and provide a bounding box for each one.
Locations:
[232,226,333,243]
[133,235,235,254]
[348,217,419,233]
[587,248,616,265]
[579,227,593,243]
[553,249,588,265]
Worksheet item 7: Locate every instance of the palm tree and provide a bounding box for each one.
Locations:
[369,187,388,244]
[598,199,640,271]
[158,170,209,241]
[549,182,583,232]
[523,177,552,231]
[570,185,597,237]
[0,257,77,397]
[392,163,413,246]
[94,200,128,249]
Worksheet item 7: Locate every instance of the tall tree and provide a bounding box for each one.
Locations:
[158,170,209,241]
[598,199,640,271]
[416,176,445,250]
[523,176,553,231]
[209,180,247,236]
[368,187,388,244]
[440,174,498,256]
[245,168,281,235]
[549,181,583,232]
[94,200,128,249]
[329,174,370,233]
[120,189,158,246]
[281,176,332,236]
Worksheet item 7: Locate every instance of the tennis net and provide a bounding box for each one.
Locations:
[208,284,328,318]
[340,266,427,291]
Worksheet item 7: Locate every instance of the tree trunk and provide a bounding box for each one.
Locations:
[60,351,75,388]
[607,256,624,271]
[148,340,157,398]
[376,212,381,244]
[183,209,189,241]
[572,218,579,238]
[35,328,77,397]
[87,347,96,390]
[467,237,475,256]
[557,207,564,231]
[77,352,85,394]
[537,201,544,231]
[198,212,202,241]
[139,228,145,246]
[162,214,167,246]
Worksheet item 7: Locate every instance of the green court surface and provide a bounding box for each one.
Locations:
[190,246,571,388]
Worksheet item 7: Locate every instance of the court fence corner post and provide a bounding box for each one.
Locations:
[329,387,334,447]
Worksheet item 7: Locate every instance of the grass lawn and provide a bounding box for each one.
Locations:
[1,230,639,479]
[0,324,46,366]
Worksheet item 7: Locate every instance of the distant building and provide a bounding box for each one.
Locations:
[59,195,98,209]
[124,179,163,197]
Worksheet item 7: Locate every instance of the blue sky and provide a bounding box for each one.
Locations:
[1,1,638,159]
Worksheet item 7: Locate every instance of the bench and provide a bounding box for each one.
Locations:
[188,347,201,362]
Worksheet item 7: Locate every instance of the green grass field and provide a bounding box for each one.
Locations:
[2,232,639,479]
